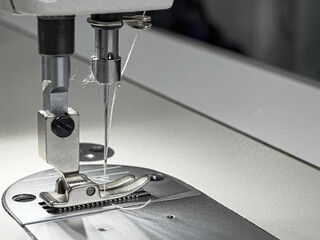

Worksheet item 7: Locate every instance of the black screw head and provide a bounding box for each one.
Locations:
[51,116,75,138]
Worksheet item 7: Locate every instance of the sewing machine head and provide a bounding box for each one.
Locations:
[0,0,173,208]
[1,2,281,240]
[0,0,173,15]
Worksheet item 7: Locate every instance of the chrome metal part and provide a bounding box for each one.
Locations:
[42,56,70,116]
[38,107,79,174]
[38,106,147,208]
[87,15,152,31]
[2,165,278,240]
[90,28,121,85]
[124,15,152,31]
[80,143,114,162]
[91,55,121,84]
[86,18,123,29]
[39,173,150,208]
[39,189,151,214]
[88,14,151,84]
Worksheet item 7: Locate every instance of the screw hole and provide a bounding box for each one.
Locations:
[167,215,175,219]
[12,194,36,203]
[98,228,107,232]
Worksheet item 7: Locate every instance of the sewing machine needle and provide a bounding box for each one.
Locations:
[103,84,109,180]
[103,82,119,186]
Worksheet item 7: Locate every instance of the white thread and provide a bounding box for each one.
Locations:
[70,73,76,81]
[111,198,152,210]
[82,56,99,85]
[121,10,147,76]
[121,33,139,76]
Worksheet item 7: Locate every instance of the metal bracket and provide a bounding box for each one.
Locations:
[38,107,79,174]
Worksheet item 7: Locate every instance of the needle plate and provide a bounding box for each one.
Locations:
[2,165,278,240]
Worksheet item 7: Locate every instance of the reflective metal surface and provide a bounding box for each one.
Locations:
[42,56,70,116]
[124,15,152,31]
[90,27,121,85]
[38,107,80,174]
[39,173,150,208]
[79,143,114,162]
[2,165,278,240]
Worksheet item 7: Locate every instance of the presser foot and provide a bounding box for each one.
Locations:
[39,173,150,208]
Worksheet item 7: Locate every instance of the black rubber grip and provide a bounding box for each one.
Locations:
[38,16,75,56]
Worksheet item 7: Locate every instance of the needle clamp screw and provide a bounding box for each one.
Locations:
[51,116,75,138]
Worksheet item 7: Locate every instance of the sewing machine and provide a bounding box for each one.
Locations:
[1,1,318,240]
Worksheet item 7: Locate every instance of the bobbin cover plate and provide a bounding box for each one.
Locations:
[0,0,174,16]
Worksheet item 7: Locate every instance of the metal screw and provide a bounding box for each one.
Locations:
[86,187,96,196]
[51,116,75,138]
[167,215,175,219]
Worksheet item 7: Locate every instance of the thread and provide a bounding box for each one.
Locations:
[103,82,120,191]
[121,33,139,76]
[110,198,152,210]
[82,56,99,85]
[121,10,147,76]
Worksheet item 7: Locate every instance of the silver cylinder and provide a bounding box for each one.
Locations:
[92,29,121,84]
[95,29,119,59]
[42,56,70,116]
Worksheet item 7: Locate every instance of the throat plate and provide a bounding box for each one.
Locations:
[2,165,278,240]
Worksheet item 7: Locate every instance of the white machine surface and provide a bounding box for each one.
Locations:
[0,0,173,15]
[0,15,319,240]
